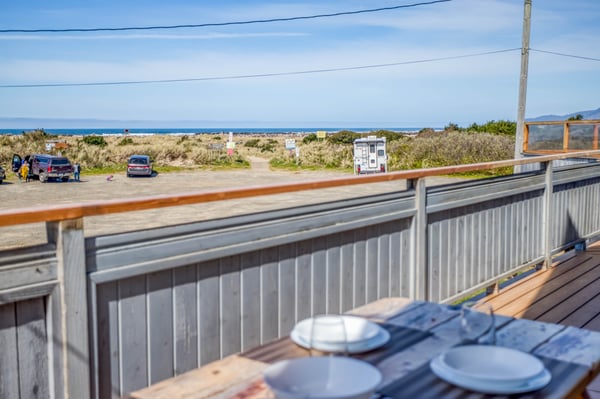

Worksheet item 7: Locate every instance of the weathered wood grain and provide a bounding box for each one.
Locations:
[16,298,49,399]
[128,356,268,399]
[0,303,19,399]
[120,276,149,394]
[52,218,91,399]
[147,270,174,385]
[173,264,199,374]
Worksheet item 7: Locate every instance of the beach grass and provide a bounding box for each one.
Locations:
[0,129,515,176]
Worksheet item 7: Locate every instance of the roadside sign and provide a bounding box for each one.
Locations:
[316,131,327,139]
[285,139,296,150]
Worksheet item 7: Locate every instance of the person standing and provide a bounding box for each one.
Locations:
[73,162,81,182]
[20,162,29,182]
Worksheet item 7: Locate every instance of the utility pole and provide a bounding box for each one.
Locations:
[514,0,532,165]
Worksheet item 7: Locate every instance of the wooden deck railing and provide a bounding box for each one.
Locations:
[1,150,600,227]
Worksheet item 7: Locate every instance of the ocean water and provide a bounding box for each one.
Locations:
[0,127,423,136]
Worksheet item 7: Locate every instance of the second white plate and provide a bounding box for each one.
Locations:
[430,346,552,394]
[290,325,390,354]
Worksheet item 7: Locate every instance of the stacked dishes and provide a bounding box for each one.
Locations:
[430,345,552,394]
[290,315,390,354]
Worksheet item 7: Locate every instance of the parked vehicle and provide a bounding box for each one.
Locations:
[12,154,73,182]
[353,136,388,175]
[0,165,5,184]
[127,155,153,177]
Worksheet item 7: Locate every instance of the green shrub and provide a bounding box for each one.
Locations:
[83,135,107,147]
[117,137,134,146]
[327,130,361,145]
[244,139,260,148]
[259,141,276,153]
[302,133,318,144]
[466,120,516,136]
[370,130,405,142]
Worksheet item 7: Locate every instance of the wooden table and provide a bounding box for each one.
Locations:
[129,297,600,399]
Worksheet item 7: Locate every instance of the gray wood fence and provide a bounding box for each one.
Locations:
[1,160,600,398]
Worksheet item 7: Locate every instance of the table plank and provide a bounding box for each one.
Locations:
[128,356,268,399]
[534,326,600,369]
[495,318,566,352]
[385,301,459,331]
[347,296,416,321]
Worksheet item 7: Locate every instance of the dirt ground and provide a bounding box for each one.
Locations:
[0,157,462,249]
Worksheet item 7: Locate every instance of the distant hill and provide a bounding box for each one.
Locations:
[528,107,600,121]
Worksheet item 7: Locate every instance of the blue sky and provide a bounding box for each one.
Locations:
[0,0,599,128]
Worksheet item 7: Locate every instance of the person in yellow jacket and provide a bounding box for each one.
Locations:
[20,162,29,182]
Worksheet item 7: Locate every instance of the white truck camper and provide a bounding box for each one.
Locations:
[353,136,388,175]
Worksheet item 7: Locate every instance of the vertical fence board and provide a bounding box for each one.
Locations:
[312,239,327,316]
[326,234,341,314]
[261,248,279,341]
[173,265,198,374]
[241,252,261,351]
[447,213,457,298]
[198,260,220,365]
[353,229,367,308]
[340,231,355,313]
[0,303,18,399]
[279,244,297,333]
[295,240,312,322]
[96,282,120,399]
[378,223,391,299]
[16,298,49,399]
[428,220,440,302]
[220,256,241,357]
[119,277,147,394]
[147,270,174,385]
[366,225,379,304]
[400,228,411,297]
[389,227,401,298]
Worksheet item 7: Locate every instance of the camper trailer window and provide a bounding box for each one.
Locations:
[370,144,375,153]
[378,150,385,156]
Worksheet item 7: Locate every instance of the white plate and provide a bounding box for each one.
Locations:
[434,345,545,385]
[264,357,382,399]
[293,316,381,344]
[291,326,390,354]
[430,346,552,394]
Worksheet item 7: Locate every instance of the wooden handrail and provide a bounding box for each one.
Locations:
[1,150,600,228]
[525,119,600,126]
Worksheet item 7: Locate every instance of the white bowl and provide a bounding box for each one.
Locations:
[293,315,380,344]
[263,357,382,399]
[436,345,545,385]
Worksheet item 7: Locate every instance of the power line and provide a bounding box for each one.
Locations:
[530,48,600,62]
[0,0,451,33]
[0,48,519,89]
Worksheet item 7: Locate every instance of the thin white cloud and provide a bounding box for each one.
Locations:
[339,0,522,33]
[0,43,520,86]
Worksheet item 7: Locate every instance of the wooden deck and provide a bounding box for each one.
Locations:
[483,241,600,398]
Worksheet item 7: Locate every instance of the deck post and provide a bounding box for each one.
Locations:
[542,161,554,269]
[47,219,91,399]
[409,177,428,300]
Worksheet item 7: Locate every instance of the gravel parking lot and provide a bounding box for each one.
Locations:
[0,158,462,249]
